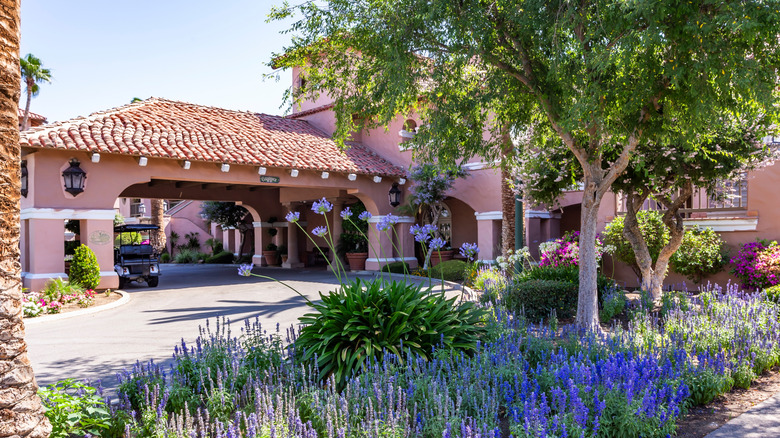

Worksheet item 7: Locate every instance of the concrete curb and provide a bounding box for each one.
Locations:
[24,290,130,325]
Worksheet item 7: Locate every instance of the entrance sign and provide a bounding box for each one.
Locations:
[260,176,280,184]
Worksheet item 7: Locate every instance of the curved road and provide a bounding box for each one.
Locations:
[25,264,378,392]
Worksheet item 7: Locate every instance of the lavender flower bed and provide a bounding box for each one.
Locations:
[114,284,780,438]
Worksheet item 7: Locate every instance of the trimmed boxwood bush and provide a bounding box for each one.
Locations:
[69,245,100,290]
[429,259,468,282]
[206,250,235,264]
[380,261,410,274]
[519,265,616,298]
[503,279,578,322]
[296,279,487,388]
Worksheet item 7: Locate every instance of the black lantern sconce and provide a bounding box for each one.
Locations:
[20,160,28,198]
[62,158,87,196]
[388,182,402,207]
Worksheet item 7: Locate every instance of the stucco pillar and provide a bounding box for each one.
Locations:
[394,216,419,269]
[22,218,66,291]
[282,204,304,268]
[475,211,503,261]
[223,227,236,254]
[80,218,119,289]
[252,222,270,267]
[233,228,243,257]
[328,199,344,269]
[365,217,393,271]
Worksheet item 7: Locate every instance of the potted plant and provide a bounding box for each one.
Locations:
[278,244,288,264]
[430,246,454,266]
[263,243,278,266]
[338,201,369,271]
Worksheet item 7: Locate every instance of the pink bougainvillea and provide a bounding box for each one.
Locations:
[539,231,604,268]
[731,239,780,290]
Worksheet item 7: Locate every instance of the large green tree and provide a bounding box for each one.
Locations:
[18,54,51,131]
[271,0,780,329]
[200,202,252,258]
[0,1,52,435]
[516,116,776,298]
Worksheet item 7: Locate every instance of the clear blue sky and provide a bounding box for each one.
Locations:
[20,0,295,123]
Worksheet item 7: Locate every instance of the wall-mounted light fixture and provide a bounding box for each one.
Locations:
[91,153,100,163]
[62,159,87,196]
[20,160,28,198]
[348,173,357,181]
[290,169,299,177]
[257,167,267,175]
[373,176,382,183]
[388,182,402,207]
[221,163,230,173]
[321,171,329,179]
[138,156,148,167]
[398,178,406,185]
[182,160,191,170]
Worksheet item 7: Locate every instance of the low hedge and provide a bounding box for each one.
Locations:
[206,250,235,264]
[429,259,468,282]
[380,261,410,274]
[503,279,579,322]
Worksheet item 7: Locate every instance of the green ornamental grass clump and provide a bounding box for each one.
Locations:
[69,244,101,290]
[295,279,487,388]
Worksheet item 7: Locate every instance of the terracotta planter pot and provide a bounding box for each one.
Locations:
[346,252,368,271]
[430,250,454,267]
[262,250,278,266]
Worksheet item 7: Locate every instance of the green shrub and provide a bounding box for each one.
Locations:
[765,284,780,303]
[115,232,142,246]
[518,265,617,298]
[206,250,235,264]
[296,279,487,388]
[429,259,468,282]
[670,226,728,283]
[380,261,410,274]
[39,379,127,438]
[42,277,84,303]
[503,279,578,322]
[64,240,80,256]
[69,244,101,290]
[602,211,670,274]
[160,253,171,263]
[600,288,626,323]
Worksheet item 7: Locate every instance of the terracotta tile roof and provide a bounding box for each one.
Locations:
[20,98,405,177]
[287,103,335,119]
[18,109,46,122]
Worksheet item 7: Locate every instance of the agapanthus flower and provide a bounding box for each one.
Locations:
[312,226,328,237]
[459,242,480,261]
[429,237,446,250]
[237,264,254,277]
[312,197,333,215]
[285,211,300,223]
[340,207,352,220]
[376,214,399,232]
[358,211,372,221]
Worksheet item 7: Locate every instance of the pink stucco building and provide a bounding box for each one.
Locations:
[18,66,780,292]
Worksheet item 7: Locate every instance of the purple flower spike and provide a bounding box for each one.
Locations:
[430,237,446,250]
[312,226,328,237]
[340,207,352,219]
[459,242,480,261]
[312,197,333,215]
[285,211,300,223]
[358,211,372,221]
[237,264,254,277]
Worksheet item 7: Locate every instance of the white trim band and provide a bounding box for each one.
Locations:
[366,215,415,224]
[685,217,758,232]
[366,257,418,263]
[462,160,500,171]
[22,272,68,279]
[21,208,116,221]
[474,211,503,221]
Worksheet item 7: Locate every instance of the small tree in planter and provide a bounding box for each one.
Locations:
[407,164,467,269]
[69,244,100,290]
[200,202,252,259]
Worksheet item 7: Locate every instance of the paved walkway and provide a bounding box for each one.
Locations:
[24,264,458,393]
[703,393,780,438]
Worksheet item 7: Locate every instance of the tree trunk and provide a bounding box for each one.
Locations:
[0,1,52,436]
[501,139,515,256]
[150,199,166,255]
[19,83,30,131]
[622,183,692,300]
[576,180,603,330]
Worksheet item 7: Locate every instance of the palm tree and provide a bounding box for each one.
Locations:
[0,1,52,436]
[150,199,167,254]
[19,53,51,131]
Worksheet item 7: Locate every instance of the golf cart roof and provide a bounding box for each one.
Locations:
[114,224,160,233]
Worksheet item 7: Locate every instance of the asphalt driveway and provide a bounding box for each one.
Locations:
[25,264,381,393]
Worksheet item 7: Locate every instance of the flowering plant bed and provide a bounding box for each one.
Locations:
[23,289,121,318]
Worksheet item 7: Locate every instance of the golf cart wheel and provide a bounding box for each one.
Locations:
[147,276,159,287]
[118,277,127,290]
